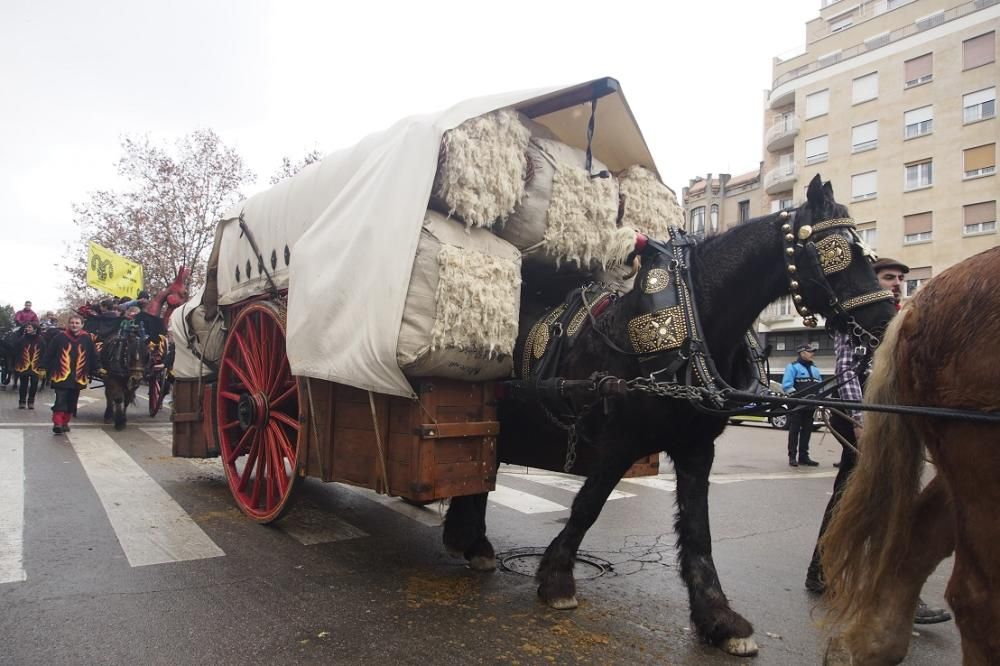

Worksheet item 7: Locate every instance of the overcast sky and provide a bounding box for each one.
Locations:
[0,0,818,313]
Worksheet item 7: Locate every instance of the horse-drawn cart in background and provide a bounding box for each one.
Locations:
[169,77,669,523]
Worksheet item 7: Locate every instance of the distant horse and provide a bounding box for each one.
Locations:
[91,312,166,430]
[820,246,1000,666]
[443,175,896,657]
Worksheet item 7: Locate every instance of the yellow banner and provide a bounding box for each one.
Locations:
[86,242,144,299]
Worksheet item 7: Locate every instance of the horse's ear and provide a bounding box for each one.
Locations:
[823,180,835,200]
[806,174,824,207]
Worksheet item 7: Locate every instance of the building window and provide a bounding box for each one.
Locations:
[691,207,705,235]
[904,53,932,87]
[738,200,750,223]
[904,106,933,138]
[903,212,932,244]
[887,0,915,9]
[805,135,829,164]
[805,89,830,118]
[857,222,877,249]
[851,171,877,201]
[770,197,794,213]
[963,87,996,124]
[964,143,996,179]
[963,200,997,236]
[852,121,878,153]
[904,159,933,191]
[710,204,719,233]
[904,266,931,297]
[830,16,852,32]
[963,32,995,70]
[852,72,878,104]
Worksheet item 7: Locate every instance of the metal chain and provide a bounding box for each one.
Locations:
[538,401,591,472]
[626,375,704,401]
[847,314,881,350]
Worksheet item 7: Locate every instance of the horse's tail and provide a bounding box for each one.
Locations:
[819,309,925,629]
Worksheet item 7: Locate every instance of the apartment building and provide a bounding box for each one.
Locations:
[686,0,998,373]
[681,167,765,236]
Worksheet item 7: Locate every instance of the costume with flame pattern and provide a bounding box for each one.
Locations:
[42,324,101,430]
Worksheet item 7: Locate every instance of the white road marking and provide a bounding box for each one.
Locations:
[67,429,224,567]
[619,477,678,492]
[139,426,173,447]
[0,430,26,584]
[499,473,635,501]
[488,484,567,514]
[338,485,445,527]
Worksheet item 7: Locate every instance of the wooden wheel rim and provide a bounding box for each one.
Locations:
[216,302,301,522]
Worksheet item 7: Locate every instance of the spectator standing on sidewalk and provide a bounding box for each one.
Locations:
[782,342,822,467]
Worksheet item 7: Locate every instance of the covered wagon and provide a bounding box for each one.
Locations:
[169,77,680,523]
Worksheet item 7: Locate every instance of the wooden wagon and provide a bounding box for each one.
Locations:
[169,78,662,524]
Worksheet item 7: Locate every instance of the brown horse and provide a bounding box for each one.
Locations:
[820,246,1000,665]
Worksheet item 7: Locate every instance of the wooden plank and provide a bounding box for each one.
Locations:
[432,438,488,464]
[417,421,498,439]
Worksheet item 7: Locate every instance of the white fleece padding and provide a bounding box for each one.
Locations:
[397,211,521,380]
[496,138,615,257]
[169,286,225,378]
[617,165,685,239]
[432,110,531,229]
[543,163,632,268]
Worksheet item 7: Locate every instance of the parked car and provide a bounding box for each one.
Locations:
[729,381,828,430]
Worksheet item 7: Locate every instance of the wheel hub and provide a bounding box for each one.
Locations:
[237,392,269,430]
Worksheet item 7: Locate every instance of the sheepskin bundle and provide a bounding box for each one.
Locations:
[431,110,532,230]
[496,138,626,268]
[397,210,521,380]
[617,165,685,240]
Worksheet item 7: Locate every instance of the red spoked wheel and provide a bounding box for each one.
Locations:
[216,301,302,523]
[148,366,168,417]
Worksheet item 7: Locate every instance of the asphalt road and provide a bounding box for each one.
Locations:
[0,384,960,665]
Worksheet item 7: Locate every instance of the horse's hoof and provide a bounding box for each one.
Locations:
[722,637,759,657]
[546,595,578,610]
[468,555,496,572]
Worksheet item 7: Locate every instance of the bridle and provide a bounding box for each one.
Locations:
[778,210,892,350]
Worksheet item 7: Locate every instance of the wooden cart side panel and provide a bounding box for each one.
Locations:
[171,379,219,458]
[300,378,336,482]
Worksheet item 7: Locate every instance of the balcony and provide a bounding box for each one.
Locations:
[765,117,800,152]
[765,164,798,194]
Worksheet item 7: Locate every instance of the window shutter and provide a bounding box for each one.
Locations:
[963,32,995,70]
[904,53,932,82]
[806,90,830,118]
[903,212,932,235]
[805,135,829,158]
[904,106,933,124]
[964,201,996,226]
[852,121,878,145]
[964,88,996,107]
[907,266,932,281]
[851,171,877,197]
[852,72,878,104]
[964,144,996,171]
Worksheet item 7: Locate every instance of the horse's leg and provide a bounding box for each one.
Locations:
[114,396,127,431]
[104,386,114,424]
[931,424,1000,666]
[672,440,757,657]
[536,447,634,611]
[828,475,954,666]
[442,493,495,571]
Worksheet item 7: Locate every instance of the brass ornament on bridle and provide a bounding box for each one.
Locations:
[643,268,670,294]
[815,234,852,274]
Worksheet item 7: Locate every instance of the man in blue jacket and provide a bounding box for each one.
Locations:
[782,342,822,467]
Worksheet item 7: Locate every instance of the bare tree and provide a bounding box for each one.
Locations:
[64,129,255,305]
[269,149,323,185]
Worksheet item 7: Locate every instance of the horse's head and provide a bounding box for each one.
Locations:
[785,174,896,346]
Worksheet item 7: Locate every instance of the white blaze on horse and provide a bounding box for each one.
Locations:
[820,246,1000,666]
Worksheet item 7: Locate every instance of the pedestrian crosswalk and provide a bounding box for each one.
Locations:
[0,423,835,585]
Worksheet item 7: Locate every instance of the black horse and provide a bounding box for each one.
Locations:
[442,175,896,657]
[88,312,166,430]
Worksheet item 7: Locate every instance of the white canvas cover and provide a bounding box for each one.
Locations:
[169,286,224,379]
[209,78,660,397]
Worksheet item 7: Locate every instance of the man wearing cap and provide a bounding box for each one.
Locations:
[805,257,952,624]
[782,342,822,467]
